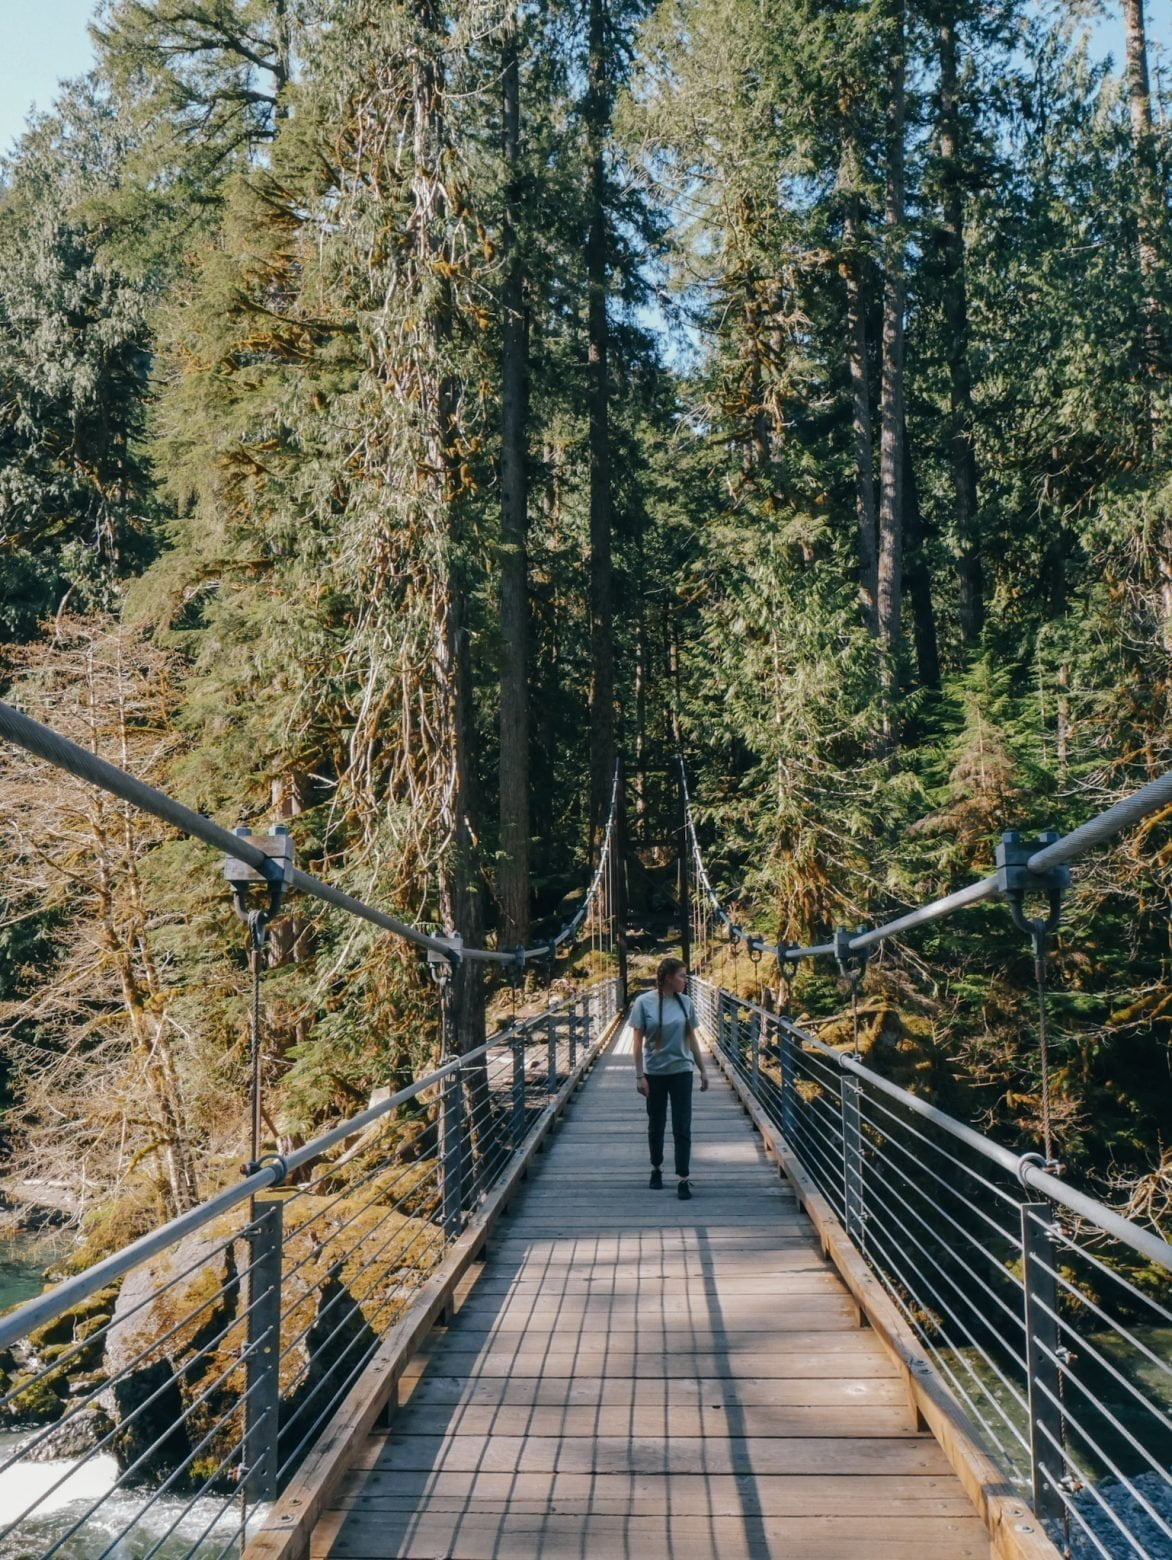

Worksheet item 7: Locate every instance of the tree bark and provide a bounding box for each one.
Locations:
[843,183,878,636]
[412,4,484,1057]
[497,8,531,948]
[1122,0,1158,284]
[1119,0,1171,646]
[903,424,940,690]
[938,13,983,645]
[876,0,908,734]
[586,0,616,845]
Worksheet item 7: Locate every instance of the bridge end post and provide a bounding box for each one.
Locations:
[243,1196,284,1505]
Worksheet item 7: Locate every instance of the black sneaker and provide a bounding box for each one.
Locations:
[677,1179,692,1200]
[649,1168,663,1190]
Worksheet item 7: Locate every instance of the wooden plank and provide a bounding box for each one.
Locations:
[399,1373,910,1408]
[447,1296,862,1328]
[402,1348,900,1379]
[373,1431,958,1475]
[313,1510,989,1560]
[457,1272,848,1294]
[436,1325,871,1351]
[324,1467,981,1516]
[470,1255,831,1277]
[379,1401,923,1438]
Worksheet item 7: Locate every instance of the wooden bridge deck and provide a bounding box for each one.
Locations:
[309,1026,991,1559]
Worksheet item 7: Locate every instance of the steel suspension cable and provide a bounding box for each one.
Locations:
[0,700,620,969]
[680,752,1172,964]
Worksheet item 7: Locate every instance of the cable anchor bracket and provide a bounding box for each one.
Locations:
[241,1151,290,1184]
[995,831,1070,941]
[833,927,869,986]
[224,825,294,927]
[428,930,463,985]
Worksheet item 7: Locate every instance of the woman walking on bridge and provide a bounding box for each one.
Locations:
[632,958,708,1199]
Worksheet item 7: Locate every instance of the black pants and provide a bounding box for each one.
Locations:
[646,1071,693,1179]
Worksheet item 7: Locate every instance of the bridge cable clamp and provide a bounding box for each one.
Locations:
[224,824,294,925]
[995,830,1070,941]
[241,1151,290,1185]
[746,936,764,966]
[1016,1150,1064,1188]
[833,927,869,986]
[428,931,462,984]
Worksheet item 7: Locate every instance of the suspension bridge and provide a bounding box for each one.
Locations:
[0,699,1168,1559]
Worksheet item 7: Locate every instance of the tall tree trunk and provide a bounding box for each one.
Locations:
[633,538,648,836]
[498,8,531,948]
[273,0,291,116]
[876,0,907,692]
[938,13,983,645]
[903,424,941,690]
[1123,0,1158,286]
[1120,0,1172,645]
[412,6,483,1057]
[586,0,616,844]
[843,179,878,636]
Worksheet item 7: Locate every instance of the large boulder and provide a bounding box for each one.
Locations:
[24,1403,114,1462]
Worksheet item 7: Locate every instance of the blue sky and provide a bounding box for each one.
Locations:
[1,0,1169,161]
[2,0,101,157]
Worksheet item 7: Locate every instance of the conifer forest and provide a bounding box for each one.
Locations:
[0,0,1169,1254]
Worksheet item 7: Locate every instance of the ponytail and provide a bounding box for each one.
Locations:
[650,957,686,1050]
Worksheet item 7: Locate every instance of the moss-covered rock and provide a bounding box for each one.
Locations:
[3,1369,67,1425]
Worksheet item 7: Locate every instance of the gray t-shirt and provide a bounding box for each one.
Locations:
[631,989,697,1076]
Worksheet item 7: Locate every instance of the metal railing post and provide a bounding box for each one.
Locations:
[841,1075,865,1245]
[568,1002,578,1069]
[243,1197,283,1503]
[780,1026,797,1144]
[511,1035,526,1144]
[750,1009,760,1095]
[441,1066,464,1239]
[547,1012,558,1092]
[729,997,740,1064]
[1021,1201,1064,1520]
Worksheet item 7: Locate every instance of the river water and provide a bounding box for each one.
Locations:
[0,1234,62,1314]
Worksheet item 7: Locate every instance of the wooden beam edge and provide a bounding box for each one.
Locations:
[243,1006,626,1560]
[706,1035,1062,1560]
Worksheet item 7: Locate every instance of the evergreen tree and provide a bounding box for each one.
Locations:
[0,84,159,634]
